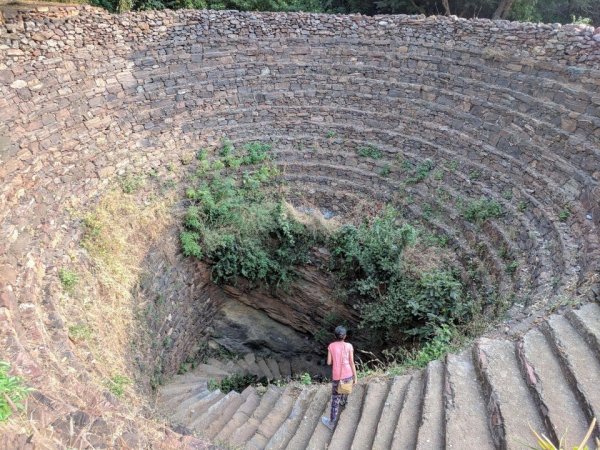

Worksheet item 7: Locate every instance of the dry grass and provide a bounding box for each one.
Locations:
[58,188,177,405]
[283,200,341,235]
[402,241,458,275]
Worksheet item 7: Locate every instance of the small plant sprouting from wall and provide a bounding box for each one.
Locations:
[0,361,32,422]
[379,164,391,177]
[299,372,312,385]
[357,145,383,159]
[68,324,93,342]
[559,207,571,222]
[405,159,434,184]
[58,268,78,292]
[106,374,131,397]
[462,197,504,224]
[119,173,145,194]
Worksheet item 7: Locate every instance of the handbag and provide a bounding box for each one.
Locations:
[337,380,353,395]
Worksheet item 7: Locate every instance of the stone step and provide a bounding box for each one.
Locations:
[178,363,231,382]
[278,359,292,379]
[543,315,600,433]
[520,328,589,447]
[257,357,275,380]
[566,302,600,359]
[172,389,224,427]
[266,358,282,379]
[350,380,390,450]
[329,383,366,449]
[473,338,545,450]
[223,359,247,375]
[207,357,229,371]
[158,379,206,398]
[304,393,335,450]
[246,386,299,450]
[290,357,314,377]
[415,360,445,449]
[286,385,330,450]
[188,389,242,432]
[265,387,316,450]
[227,385,283,448]
[390,371,424,450]
[372,375,412,450]
[215,388,262,444]
[244,353,263,377]
[445,351,494,449]
[237,357,253,375]
[158,382,207,411]
[202,386,255,440]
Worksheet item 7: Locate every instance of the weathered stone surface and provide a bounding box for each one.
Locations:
[0,4,599,449]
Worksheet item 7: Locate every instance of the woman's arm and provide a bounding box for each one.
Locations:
[327,347,332,366]
[350,346,357,383]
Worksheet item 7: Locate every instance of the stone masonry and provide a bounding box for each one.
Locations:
[0,3,599,448]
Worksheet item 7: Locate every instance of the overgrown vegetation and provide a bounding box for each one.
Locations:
[181,140,320,288]
[0,361,31,422]
[387,324,456,373]
[328,207,472,344]
[183,140,474,353]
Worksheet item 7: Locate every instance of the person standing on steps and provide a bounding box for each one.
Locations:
[321,325,357,431]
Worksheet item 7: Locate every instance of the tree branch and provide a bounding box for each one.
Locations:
[492,0,515,19]
[441,0,451,15]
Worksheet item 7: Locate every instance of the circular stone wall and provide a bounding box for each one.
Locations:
[0,4,599,447]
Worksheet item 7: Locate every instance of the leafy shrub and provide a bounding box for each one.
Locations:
[462,198,504,224]
[0,361,31,422]
[405,159,434,184]
[357,145,383,159]
[58,268,78,291]
[299,372,312,385]
[106,375,130,397]
[329,207,472,344]
[181,142,314,288]
[379,164,391,177]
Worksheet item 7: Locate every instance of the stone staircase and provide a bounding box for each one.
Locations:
[157,303,600,449]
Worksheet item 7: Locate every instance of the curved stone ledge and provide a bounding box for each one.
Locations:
[1,4,599,447]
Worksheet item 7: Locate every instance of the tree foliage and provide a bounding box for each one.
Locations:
[328,207,473,344]
[90,0,597,25]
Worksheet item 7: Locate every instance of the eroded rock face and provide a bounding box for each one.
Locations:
[221,262,356,336]
[211,250,358,359]
[212,298,317,357]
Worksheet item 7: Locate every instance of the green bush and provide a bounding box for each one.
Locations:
[462,198,504,224]
[106,375,130,397]
[405,159,434,184]
[329,207,472,343]
[58,268,78,291]
[181,142,315,288]
[357,145,383,159]
[299,372,312,385]
[0,361,31,422]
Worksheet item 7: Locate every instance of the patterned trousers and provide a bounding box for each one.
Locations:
[330,376,352,423]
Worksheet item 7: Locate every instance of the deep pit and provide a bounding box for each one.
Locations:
[1,4,599,448]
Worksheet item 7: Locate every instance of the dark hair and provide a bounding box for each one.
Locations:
[334,325,347,340]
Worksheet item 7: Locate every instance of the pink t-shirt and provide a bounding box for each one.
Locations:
[328,341,354,381]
